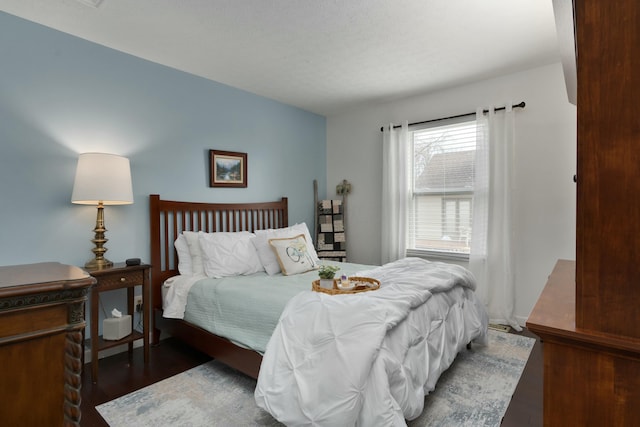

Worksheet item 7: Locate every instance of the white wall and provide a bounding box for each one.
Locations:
[326,63,576,325]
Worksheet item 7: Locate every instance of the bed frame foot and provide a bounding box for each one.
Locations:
[152,328,161,346]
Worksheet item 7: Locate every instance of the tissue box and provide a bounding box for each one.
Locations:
[103,315,132,341]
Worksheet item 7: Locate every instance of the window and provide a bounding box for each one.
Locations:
[407,119,476,259]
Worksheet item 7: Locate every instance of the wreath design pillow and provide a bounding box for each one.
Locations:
[268,234,318,276]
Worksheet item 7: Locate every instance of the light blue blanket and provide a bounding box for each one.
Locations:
[182,261,372,353]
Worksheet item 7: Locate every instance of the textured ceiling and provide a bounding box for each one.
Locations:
[0,0,560,116]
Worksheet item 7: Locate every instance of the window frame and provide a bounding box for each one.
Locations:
[406,116,476,261]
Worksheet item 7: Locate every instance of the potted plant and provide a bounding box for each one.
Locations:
[318,264,340,289]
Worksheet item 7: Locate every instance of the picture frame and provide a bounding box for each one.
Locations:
[209,150,247,188]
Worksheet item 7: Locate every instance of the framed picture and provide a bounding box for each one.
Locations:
[209,150,247,188]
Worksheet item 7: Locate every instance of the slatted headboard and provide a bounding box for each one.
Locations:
[148,194,288,313]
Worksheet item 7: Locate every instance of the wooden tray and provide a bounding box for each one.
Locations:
[312,276,380,295]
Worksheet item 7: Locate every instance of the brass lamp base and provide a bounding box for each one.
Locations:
[84,257,113,270]
[84,202,113,270]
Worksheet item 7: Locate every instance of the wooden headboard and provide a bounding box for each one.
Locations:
[148,194,288,313]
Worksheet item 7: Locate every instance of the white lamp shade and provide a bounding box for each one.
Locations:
[71,153,134,205]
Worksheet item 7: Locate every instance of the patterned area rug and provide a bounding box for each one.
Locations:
[96,329,534,426]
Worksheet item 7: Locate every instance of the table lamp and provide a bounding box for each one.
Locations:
[71,153,133,269]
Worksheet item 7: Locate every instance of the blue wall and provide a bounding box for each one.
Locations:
[0,12,326,334]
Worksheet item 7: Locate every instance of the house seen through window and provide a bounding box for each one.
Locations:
[408,119,476,258]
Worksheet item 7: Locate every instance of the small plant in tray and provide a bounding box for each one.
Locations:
[318,264,340,279]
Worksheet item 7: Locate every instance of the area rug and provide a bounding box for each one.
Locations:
[96,329,534,426]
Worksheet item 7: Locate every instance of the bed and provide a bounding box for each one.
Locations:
[150,194,290,378]
[149,194,488,425]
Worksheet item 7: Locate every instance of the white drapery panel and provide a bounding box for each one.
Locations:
[381,121,409,264]
[468,105,521,330]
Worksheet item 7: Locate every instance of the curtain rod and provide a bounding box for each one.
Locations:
[379,101,526,132]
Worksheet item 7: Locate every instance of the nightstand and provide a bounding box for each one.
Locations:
[86,262,151,383]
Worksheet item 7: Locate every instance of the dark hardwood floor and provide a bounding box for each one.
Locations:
[501,328,543,426]
[80,329,543,426]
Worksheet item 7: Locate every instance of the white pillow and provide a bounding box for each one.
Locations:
[198,231,264,278]
[174,233,192,276]
[183,231,205,276]
[253,223,320,275]
[268,234,318,276]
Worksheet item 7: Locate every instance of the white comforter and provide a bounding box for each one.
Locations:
[255,258,488,426]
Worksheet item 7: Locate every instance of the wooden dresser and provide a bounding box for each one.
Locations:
[527,261,640,425]
[527,0,640,425]
[0,262,95,426]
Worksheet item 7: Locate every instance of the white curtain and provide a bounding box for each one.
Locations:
[469,104,521,330]
[381,121,409,264]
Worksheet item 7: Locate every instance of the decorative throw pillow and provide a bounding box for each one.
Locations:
[198,231,264,278]
[174,233,192,276]
[253,223,320,275]
[268,234,318,276]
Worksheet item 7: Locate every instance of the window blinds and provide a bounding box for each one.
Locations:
[408,119,476,256]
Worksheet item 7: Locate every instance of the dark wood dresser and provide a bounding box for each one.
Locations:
[527,261,640,425]
[0,262,95,426]
[527,0,640,425]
